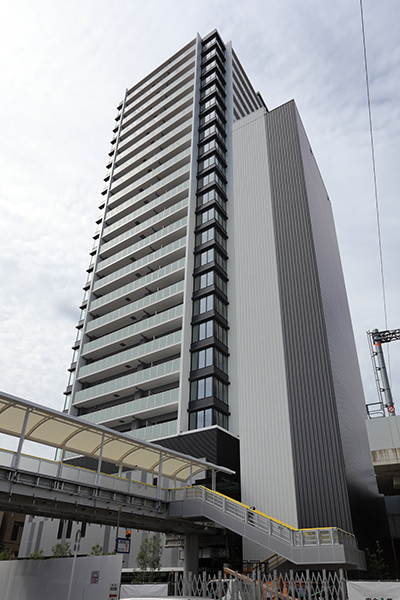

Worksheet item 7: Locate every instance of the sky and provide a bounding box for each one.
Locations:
[0,0,399,456]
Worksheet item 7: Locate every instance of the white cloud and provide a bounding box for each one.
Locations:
[0,0,399,457]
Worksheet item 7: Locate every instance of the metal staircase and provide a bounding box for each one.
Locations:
[168,486,366,570]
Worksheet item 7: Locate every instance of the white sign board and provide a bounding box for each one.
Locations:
[348,580,400,600]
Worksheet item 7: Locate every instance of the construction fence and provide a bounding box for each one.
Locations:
[171,569,348,600]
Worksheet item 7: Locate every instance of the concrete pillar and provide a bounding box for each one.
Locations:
[184,533,199,581]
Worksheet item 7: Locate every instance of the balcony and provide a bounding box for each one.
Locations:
[77,330,182,383]
[121,74,195,140]
[73,358,181,406]
[89,256,186,316]
[79,388,179,427]
[125,41,195,105]
[107,147,191,205]
[93,236,186,296]
[85,280,185,338]
[102,195,188,250]
[116,105,193,162]
[96,217,188,277]
[81,303,184,360]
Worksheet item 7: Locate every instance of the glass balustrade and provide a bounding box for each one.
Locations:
[90,257,186,312]
[108,148,191,206]
[122,76,194,139]
[102,197,188,253]
[117,106,192,159]
[78,330,181,379]
[80,388,179,425]
[111,133,192,193]
[125,44,195,103]
[97,216,188,274]
[73,358,181,403]
[105,176,189,228]
[86,280,184,334]
[93,237,186,293]
[108,163,191,212]
[113,121,192,178]
[82,304,184,355]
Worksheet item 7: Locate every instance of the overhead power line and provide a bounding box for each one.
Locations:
[359,0,389,332]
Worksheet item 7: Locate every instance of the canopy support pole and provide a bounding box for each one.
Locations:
[95,433,105,487]
[157,452,163,500]
[12,409,30,471]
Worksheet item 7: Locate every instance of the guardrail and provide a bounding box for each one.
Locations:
[0,448,168,500]
[169,485,358,551]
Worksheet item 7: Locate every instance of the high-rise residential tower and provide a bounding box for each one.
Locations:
[48,29,382,563]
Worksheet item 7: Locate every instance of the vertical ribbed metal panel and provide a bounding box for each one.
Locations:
[231,108,299,535]
[294,109,386,545]
[264,101,353,532]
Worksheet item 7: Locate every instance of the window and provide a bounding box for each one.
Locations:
[196,207,226,228]
[192,320,213,342]
[66,520,73,538]
[191,347,228,374]
[57,519,64,539]
[199,137,226,158]
[198,170,226,192]
[195,227,215,247]
[198,123,225,143]
[63,394,72,412]
[190,376,228,404]
[10,521,24,541]
[195,248,214,268]
[192,347,213,370]
[197,187,226,209]
[68,370,75,386]
[194,271,214,291]
[192,319,228,345]
[214,296,228,319]
[191,376,213,400]
[198,154,226,176]
[189,408,228,430]
[193,294,213,316]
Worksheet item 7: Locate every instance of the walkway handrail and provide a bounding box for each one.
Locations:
[0,447,168,501]
[168,485,359,551]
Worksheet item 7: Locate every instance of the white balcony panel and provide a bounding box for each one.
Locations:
[90,257,185,316]
[108,148,191,207]
[123,71,194,138]
[113,122,192,179]
[128,419,178,442]
[107,162,190,214]
[121,75,194,140]
[125,41,195,104]
[78,330,182,383]
[125,51,195,115]
[73,358,181,406]
[82,304,183,360]
[86,280,184,337]
[79,388,179,427]
[117,97,193,158]
[104,176,189,229]
[102,196,188,249]
[96,218,188,276]
[110,134,192,195]
[93,237,186,295]
[116,106,193,162]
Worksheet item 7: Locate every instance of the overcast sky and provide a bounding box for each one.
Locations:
[0,0,399,456]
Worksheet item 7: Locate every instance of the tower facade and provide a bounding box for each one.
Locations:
[59,30,382,560]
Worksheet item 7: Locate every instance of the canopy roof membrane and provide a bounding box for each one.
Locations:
[0,391,234,482]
